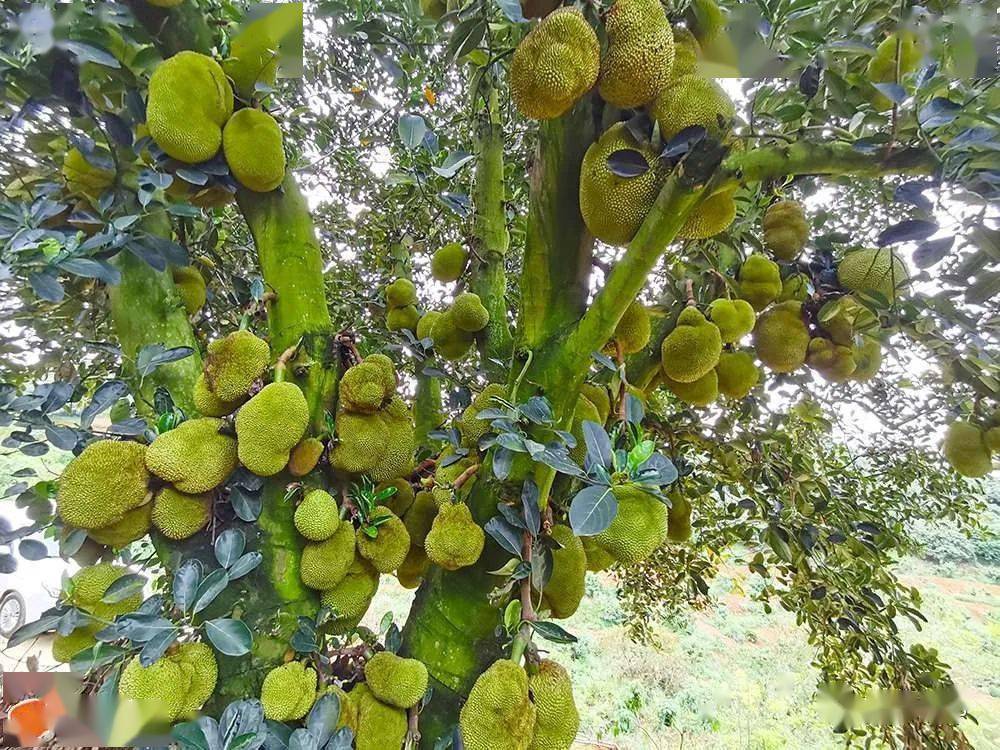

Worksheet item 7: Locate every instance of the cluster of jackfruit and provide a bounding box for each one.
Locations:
[53,564,143,663]
[942,419,999,478]
[800,295,883,384]
[427,292,491,361]
[119,642,218,721]
[867,31,923,111]
[430,242,469,282]
[384,278,420,332]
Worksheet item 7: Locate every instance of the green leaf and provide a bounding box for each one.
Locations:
[204,618,253,656]
[530,620,578,644]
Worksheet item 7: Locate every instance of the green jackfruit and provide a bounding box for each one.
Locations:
[942,421,992,478]
[660,306,722,383]
[385,278,417,308]
[779,273,810,302]
[329,411,388,474]
[236,382,309,476]
[89,502,152,548]
[52,626,98,664]
[528,659,580,750]
[364,652,428,709]
[301,523,356,590]
[431,242,468,281]
[319,684,359,734]
[63,148,114,201]
[662,370,718,407]
[420,0,446,18]
[708,298,755,343]
[738,255,782,311]
[432,450,477,506]
[193,373,243,417]
[119,655,190,721]
[715,350,759,399]
[397,545,429,589]
[146,418,238,493]
[403,491,437,546]
[867,31,923,110]
[851,337,882,381]
[667,494,692,542]
[294,489,340,541]
[147,51,233,163]
[987,427,1000,454]
[204,330,270,402]
[593,485,668,565]
[677,186,737,240]
[58,440,150,530]
[260,661,317,722]
[458,383,507,448]
[671,25,701,79]
[837,248,909,302]
[753,301,809,373]
[651,74,734,141]
[460,660,536,750]
[607,301,651,355]
[416,311,441,341]
[599,0,674,108]
[511,7,600,120]
[818,296,878,346]
[320,558,380,633]
[353,684,408,750]
[539,525,586,620]
[429,308,475,360]
[387,304,420,332]
[582,534,615,572]
[375,478,415,517]
[340,360,394,413]
[172,642,218,716]
[452,292,490,333]
[580,123,666,246]
[370,397,415,482]
[763,200,809,261]
[152,487,212,540]
[425,502,485,570]
[65,564,142,615]
[579,383,611,423]
[172,265,206,315]
[357,511,411,573]
[223,29,279,100]
[223,108,285,192]
[289,437,325,476]
[807,338,857,382]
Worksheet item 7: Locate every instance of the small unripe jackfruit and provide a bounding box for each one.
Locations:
[851,337,882,381]
[806,338,857,382]
[651,74,735,141]
[235,382,310,476]
[364,652,428,709]
[738,255,782,311]
[779,273,810,302]
[385,278,417,308]
[294,489,340,541]
[288,437,325,476]
[353,684,408,750]
[660,306,723,383]
[662,370,718,407]
[458,384,507,448]
[396,545,429,589]
[152,486,212,540]
[58,440,150,530]
[375,478,415,517]
[579,383,611,423]
[62,148,114,201]
[223,108,285,192]
[818,296,878,346]
[403,491,437,546]
[607,301,652,355]
[260,661,317,721]
[599,0,675,108]
[52,626,98,664]
[425,502,485,570]
[416,311,441,341]
[172,641,218,717]
[65,564,142,614]
[671,25,701,79]
[753,301,809,373]
[942,421,992,478]
[667,494,692,542]
[89,502,152,548]
[357,511,410,573]
[762,200,809,261]
[538,525,586,620]
[528,659,580,750]
[593,485,668,564]
[204,330,270,402]
[119,655,189,721]
[715,350,759,399]
[677,187,737,240]
[223,28,279,100]
[837,248,909,302]
[708,298,755,343]
[340,360,394,414]
[193,373,243,417]
[320,557,380,633]
[429,308,475,360]
[171,265,206,315]
[146,418,238,493]
[301,523,356,590]
[460,660,536,750]
[867,32,923,110]
[452,292,490,333]
[387,304,420,332]
[582,535,615,572]
[431,242,468,281]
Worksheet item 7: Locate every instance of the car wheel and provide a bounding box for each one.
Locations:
[0,591,26,637]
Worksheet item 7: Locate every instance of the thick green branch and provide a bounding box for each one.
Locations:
[414,373,444,449]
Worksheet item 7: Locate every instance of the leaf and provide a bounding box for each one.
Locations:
[193,568,231,614]
[398,114,427,150]
[634,453,678,486]
[799,60,822,99]
[661,126,707,161]
[6,614,61,648]
[913,237,954,268]
[521,480,540,536]
[872,82,906,104]
[81,380,128,428]
[215,528,246,569]
[496,503,527,530]
[288,729,318,750]
[606,149,649,178]
[493,0,526,22]
[59,257,120,284]
[536,447,586,478]
[893,181,933,211]
[431,151,475,179]
[582,421,613,470]
[484,517,522,558]
[228,552,263,580]
[492,447,513,480]
[220,699,266,750]
[59,40,120,68]
[624,394,645,425]
[877,219,938,246]
[918,97,962,128]
[29,272,64,302]
[305,694,342,747]
[205,618,253,656]
[519,396,552,425]
[230,485,263,522]
[136,344,195,376]
[139,625,178,666]
[569,485,617,536]
[530,620,578,644]
[101,573,145,603]
[627,440,655,473]
[174,721,211,750]
[18,538,49,560]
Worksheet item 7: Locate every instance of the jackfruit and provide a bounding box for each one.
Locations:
[452,292,490,333]
[119,655,189,721]
[528,659,579,750]
[236,381,310,476]
[431,242,468,281]
[460,660,536,750]
[569,394,602,464]
[353,683,408,750]
[329,411,388,475]
[606,301,651,355]
[172,642,218,716]
[867,31,923,110]
[320,557,380,633]
[425,502,485,570]
[837,248,909,302]
[677,186,737,240]
[806,338,857,382]
[651,74,735,141]
[385,278,417,308]
[369,397,415,482]
[203,330,270,402]
[146,417,238,493]
[660,306,722,383]
[416,311,441,341]
[538,525,585,620]
[62,148,114,201]
[599,0,674,108]
[397,545,429,589]
[387,304,420,332]
[364,652,428,709]
[301,523,356,590]
[58,440,150,530]
[580,123,666,246]
[357,511,411,573]
[429,308,475,360]
[403,491,437,546]
[52,626,98,664]
[579,383,611,423]
[662,369,718,407]
[592,485,668,565]
[511,7,600,120]
[375,478,415,517]
[851,336,882,381]
[152,487,212,540]
[818,296,878,346]
[88,502,152,548]
[708,298,755,343]
[458,383,507,448]
[715,351,759,399]
[752,301,810,373]
[987,427,1000,454]
[340,360,394,413]
[762,200,809,261]
[779,273,810,302]
[260,661,317,722]
[942,421,992,478]
[582,534,615,572]
[147,51,233,163]
[432,451,477,507]
[319,684,359,734]
[223,29,279,100]
[420,0,446,19]
[223,108,285,193]
[667,494,692,542]
[294,489,340,541]
[671,25,701,79]
[288,437,325,476]
[738,255,782,311]
[65,564,142,615]
[171,265,206,315]
[193,373,243,417]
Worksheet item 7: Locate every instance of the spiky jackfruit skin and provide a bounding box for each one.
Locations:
[385,278,417,308]
[65,564,142,615]
[289,437,325,476]
[851,337,882,381]
[320,558,379,633]
[580,123,666,246]
[539,525,586,620]
[353,684,408,750]
[667,494,692,542]
[753,301,809,373]
[651,74,734,141]
[119,655,190,721]
[261,662,317,722]
[329,411,388,474]
[606,301,651,355]
[364,652,429,709]
[715,351,759,399]
[867,32,923,110]
[677,187,737,240]
[387,304,420,332]
[430,308,475,360]
[460,660,536,750]
[708,298,755,343]
[662,370,718,407]
[738,255,782,311]
[62,148,114,201]
[341,361,394,413]
[204,330,270,402]
[236,382,310,476]
[172,642,218,716]
[671,25,701,78]
[779,273,810,302]
[193,373,243,417]
[763,200,809,261]
[397,545,429,589]
[416,311,441,341]
[301,523,356,590]
[152,487,212,540]
[511,7,600,120]
[171,265,206,314]
[593,486,668,565]
[807,338,857,382]
[458,384,507,448]
[942,421,992,478]
[376,478,415,517]
[403,491,437,546]
[660,306,723,384]
[369,397,415,482]
[147,51,233,163]
[89,502,152,548]
[294,489,340,541]
[569,395,602,464]
[223,108,285,192]
[452,292,490,333]
[58,440,150,530]
[818,296,878,346]
[528,659,580,750]
[582,534,615,572]
[357,511,411,573]
[425,502,485,570]
[837,248,909,302]
[599,0,674,108]
[52,626,99,663]
[146,418,238,493]
[431,242,468,281]
[579,383,611,423]
[223,30,279,100]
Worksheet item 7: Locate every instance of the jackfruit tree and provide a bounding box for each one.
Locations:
[0,1,997,749]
